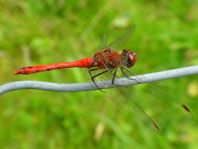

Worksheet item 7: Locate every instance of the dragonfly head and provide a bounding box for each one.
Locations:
[121,49,137,68]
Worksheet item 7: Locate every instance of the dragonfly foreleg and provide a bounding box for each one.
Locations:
[121,66,137,81]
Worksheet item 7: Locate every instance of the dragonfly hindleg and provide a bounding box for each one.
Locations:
[88,68,108,90]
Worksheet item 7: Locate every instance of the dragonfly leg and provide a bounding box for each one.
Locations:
[88,68,108,91]
[111,68,120,86]
[121,67,137,81]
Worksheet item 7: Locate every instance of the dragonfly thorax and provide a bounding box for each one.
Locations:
[93,48,122,69]
[93,48,137,70]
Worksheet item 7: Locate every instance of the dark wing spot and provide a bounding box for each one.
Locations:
[182,104,191,112]
[152,121,160,131]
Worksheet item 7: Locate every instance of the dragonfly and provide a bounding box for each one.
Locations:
[15,48,137,88]
[15,27,191,132]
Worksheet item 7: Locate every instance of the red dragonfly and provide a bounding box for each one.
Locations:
[15,28,191,132]
[15,48,137,89]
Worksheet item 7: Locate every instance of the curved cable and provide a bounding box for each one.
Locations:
[0,65,198,95]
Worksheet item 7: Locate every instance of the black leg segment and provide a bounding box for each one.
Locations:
[88,68,108,90]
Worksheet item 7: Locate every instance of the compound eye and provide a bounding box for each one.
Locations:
[121,49,137,68]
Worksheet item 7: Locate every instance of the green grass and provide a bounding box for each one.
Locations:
[0,0,198,148]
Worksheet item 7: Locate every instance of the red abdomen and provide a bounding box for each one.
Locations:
[15,57,94,75]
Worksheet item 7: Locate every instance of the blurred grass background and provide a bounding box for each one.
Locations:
[0,0,198,148]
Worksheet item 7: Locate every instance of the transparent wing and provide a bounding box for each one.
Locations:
[98,35,108,50]
[118,67,192,132]
[97,24,135,51]
[106,24,135,49]
[89,66,192,133]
